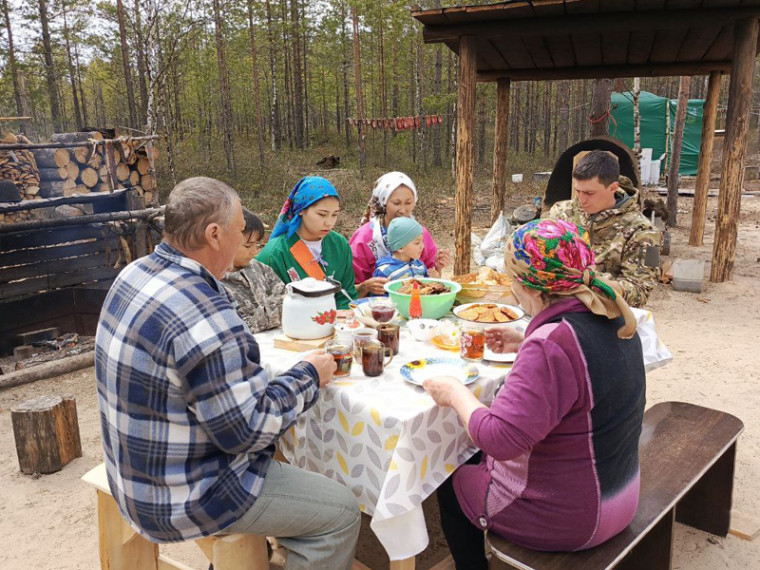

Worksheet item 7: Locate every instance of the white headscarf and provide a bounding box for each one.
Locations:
[363,172,418,261]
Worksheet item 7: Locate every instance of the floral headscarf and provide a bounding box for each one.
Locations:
[506,219,637,339]
[271,176,340,239]
[360,171,418,261]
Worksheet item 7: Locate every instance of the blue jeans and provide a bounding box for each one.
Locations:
[224,461,360,570]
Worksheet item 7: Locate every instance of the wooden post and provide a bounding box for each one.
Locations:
[454,35,477,275]
[689,71,721,246]
[491,78,510,225]
[711,19,758,282]
[667,76,691,227]
[11,395,82,474]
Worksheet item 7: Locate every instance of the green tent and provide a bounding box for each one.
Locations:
[609,91,704,176]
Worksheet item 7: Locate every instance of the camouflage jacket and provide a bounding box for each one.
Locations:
[548,176,661,308]
[223,260,286,333]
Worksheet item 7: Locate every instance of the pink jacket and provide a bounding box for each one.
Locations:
[349,222,438,284]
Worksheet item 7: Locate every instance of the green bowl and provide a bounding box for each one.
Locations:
[384,278,462,320]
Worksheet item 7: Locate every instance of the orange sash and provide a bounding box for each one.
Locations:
[289,239,326,280]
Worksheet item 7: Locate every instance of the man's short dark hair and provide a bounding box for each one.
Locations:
[242,208,265,239]
[572,150,620,186]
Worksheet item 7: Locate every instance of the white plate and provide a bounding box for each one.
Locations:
[484,346,517,363]
[400,358,479,386]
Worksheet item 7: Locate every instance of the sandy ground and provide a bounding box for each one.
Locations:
[1,194,760,569]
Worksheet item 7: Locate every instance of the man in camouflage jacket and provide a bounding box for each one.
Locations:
[547,150,661,308]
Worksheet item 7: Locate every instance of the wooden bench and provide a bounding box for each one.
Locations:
[487,401,744,570]
[82,463,269,570]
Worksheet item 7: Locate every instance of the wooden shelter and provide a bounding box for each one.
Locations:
[413,0,760,282]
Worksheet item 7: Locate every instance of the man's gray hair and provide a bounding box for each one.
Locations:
[163,177,239,250]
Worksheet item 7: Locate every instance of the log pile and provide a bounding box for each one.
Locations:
[30,132,158,204]
[0,132,43,223]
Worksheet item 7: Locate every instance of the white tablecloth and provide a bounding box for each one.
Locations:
[254,310,670,561]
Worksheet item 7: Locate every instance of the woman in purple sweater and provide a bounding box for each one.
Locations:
[424,219,645,569]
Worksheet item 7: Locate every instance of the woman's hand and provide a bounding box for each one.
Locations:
[485,327,524,354]
[357,277,389,297]
[434,249,450,274]
[428,267,441,278]
[423,376,466,408]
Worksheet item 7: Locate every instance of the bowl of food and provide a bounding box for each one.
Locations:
[453,302,526,332]
[453,266,514,304]
[384,278,461,320]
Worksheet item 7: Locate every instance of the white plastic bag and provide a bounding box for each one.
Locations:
[480,212,512,260]
[631,308,673,372]
[471,232,484,266]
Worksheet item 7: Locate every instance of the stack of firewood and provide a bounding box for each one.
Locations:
[30,132,157,203]
[0,132,42,201]
[0,132,43,223]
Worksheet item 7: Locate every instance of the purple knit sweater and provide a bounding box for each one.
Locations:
[454,298,645,551]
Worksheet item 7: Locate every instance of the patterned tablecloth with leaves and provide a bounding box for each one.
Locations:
[255,327,509,560]
[255,309,670,561]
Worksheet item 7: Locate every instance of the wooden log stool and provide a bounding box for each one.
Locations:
[82,463,270,570]
[11,394,82,474]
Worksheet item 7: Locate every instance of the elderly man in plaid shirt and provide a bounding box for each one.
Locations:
[95,177,360,569]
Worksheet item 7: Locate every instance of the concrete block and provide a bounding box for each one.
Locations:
[671,258,705,293]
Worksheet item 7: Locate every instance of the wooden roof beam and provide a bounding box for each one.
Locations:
[477,61,732,81]
[421,7,760,43]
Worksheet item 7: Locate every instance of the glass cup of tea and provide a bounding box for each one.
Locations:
[376,323,400,355]
[460,325,485,361]
[325,339,353,377]
[368,298,396,324]
[352,328,378,360]
[360,339,394,377]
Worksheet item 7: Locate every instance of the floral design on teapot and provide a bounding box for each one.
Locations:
[312,309,337,325]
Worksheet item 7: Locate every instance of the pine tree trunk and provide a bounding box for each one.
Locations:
[38,0,62,131]
[667,76,692,227]
[341,0,351,148]
[543,82,551,156]
[290,0,304,148]
[266,0,282,150]
[61,2,83,129]
[558,80,570,152]
[433,44,443,166]
[213,0,235,172]
[116,0,137,129]
[281,0,294,149]
[417,41,425,171]
[2,0,23,118]
[633,77,642,160]
[477,94,487,169]
[247,0,266,171]
[351,7,365,172]
[73,43,89,126]
[590,78,613,137]
[134,0,149,127]
[379,18,388,165]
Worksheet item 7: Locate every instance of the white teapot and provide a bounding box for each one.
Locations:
[281,277,342,340]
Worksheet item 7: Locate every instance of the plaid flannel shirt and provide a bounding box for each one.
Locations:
[95,242,320,543]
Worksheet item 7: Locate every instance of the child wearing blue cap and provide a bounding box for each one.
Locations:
[372,217,440,282]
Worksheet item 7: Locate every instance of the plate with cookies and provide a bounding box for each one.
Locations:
[453,302,527,333]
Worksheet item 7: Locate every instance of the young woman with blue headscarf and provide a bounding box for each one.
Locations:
[257,176,358,310]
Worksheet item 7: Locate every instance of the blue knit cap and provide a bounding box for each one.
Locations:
[387,217,423,252]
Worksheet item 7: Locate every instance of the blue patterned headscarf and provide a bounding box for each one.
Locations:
[270,176,340,239]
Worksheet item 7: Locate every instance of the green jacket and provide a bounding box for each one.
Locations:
[256,231,358,310]
[548,176,661,308]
